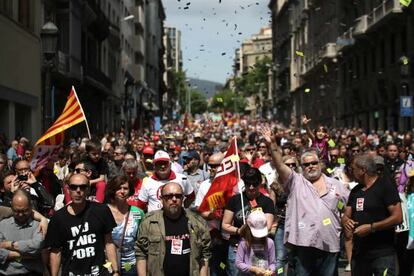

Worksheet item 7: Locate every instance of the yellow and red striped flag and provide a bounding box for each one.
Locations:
[35,86,90,145]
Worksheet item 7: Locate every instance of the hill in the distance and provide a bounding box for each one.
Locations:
[188,78,223,99]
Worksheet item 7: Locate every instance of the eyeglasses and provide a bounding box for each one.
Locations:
[162,193,183,200]
[258,146,267,149]
[114,152,123,155]
[68,184,89,191]
[285,163,297,168]
[302,161,319,168]
[208,163,221,169]
[352,149,360,153]
[74,168,87,174]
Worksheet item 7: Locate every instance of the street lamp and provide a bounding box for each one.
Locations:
[41,21,59,131]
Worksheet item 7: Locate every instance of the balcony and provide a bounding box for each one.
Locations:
[84,64,112,90]
[319,43,337,59]
[367,0,402,30]
[353,15,368,36]
[108,23,120,49]
[336,28,354,52]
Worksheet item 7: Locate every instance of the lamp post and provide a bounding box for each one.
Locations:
[400,56,410,130]
[40,21,59,131]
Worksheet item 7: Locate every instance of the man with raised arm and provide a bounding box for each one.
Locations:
[261,127,349,276]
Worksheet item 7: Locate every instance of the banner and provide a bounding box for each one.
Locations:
[198,137,240,212]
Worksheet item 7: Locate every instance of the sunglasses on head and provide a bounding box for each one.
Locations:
[162,193,183,200]
[302,161,319,168]
[68,184,88,191]
[208,163,221,169]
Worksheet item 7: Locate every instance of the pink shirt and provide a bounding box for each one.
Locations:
[283,171,349,253]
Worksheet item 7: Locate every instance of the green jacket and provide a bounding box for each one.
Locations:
[135,209,211,275]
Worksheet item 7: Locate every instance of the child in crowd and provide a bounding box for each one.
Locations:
[236,210,276,276]
[85,141,108,203]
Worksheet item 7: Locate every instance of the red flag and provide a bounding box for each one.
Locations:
[198,137,240,212]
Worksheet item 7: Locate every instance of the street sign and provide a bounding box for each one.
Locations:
[154,116,161,131]
[400,96,413,117]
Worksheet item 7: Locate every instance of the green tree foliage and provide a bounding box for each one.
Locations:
[210,89,246,113]
[172,70,187,114]
[190,89,208,115]
[235,56,272,97]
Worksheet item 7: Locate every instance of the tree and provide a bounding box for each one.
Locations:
[190,89,208,115]
[210,89,246,113]
[172,70,188,114]
[235,56,272,97]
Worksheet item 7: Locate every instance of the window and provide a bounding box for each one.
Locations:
[401,26,407,54]
[371,48,376,73]
[390,33,396,64]
[380,40,385,69]
[0,0,13,17]
[18,0,31,30]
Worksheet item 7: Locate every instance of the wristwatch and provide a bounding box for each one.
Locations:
[370,223,376,233]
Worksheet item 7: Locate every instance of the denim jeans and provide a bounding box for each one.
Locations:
[351,254,396,276]
[227,244,241,276]
[274,224,288,275]
[291,246,338,276]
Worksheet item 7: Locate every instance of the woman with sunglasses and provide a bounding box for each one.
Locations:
[106,175,144,276]
[222,167,275,276]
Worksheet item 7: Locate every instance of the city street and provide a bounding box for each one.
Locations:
[1,0,414,275]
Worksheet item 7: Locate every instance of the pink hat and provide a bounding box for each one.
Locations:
[247,210,268,238]
[153,150,171,164]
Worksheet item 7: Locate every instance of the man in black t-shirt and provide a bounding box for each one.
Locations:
[136,182,211,276]
[342,154,402,275]
[45,174,119,276]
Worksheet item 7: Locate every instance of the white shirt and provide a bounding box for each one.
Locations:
[138,171,194,212]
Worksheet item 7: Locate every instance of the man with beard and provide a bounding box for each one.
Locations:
[136,182,211,276]
[261,127,349,276]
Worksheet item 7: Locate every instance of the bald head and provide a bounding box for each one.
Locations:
[161,182,183,196]
[68,173,90,186]
[12,189,32,224]
[209,152,224,164]
[12,189,31,206]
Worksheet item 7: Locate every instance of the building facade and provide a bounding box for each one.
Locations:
[270,0,414,131]
[0,1,42,142]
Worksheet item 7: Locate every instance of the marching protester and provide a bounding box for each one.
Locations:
[106,175,144,275]
[235,210,276,276]
[45,173,119,276]
[342,154,402,275]
[135,182,211,276]
[261,126,349,276]
[222,167,274,275]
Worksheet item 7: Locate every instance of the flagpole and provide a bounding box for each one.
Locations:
[234,136,246,224]
[72,86,91,139]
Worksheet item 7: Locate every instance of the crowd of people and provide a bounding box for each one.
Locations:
[0,113,413,276]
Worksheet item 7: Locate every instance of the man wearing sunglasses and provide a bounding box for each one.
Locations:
[45,174,119,276]
[261,127,349,276]
[136,182,211,276]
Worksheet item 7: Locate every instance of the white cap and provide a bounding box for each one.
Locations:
[153,150,171,164]
[247,210,268,238]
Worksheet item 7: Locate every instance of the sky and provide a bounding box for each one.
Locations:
[164,0,271,84]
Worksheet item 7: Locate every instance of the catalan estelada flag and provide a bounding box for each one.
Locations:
[35,86,90,145]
